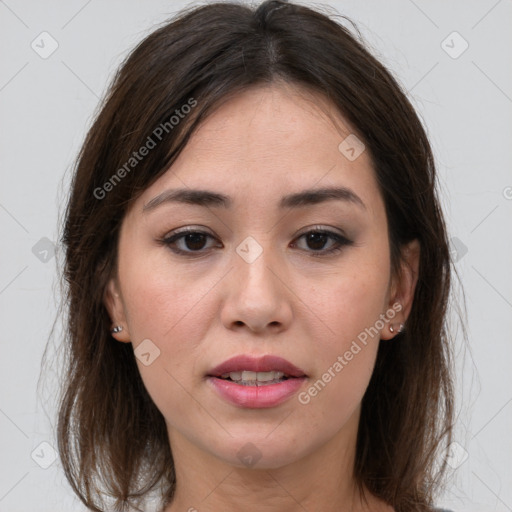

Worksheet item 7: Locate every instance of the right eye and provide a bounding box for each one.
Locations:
[159,228,221,256]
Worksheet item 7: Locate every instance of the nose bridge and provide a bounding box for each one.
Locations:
[234,234,280,301]
[220,233,292,332]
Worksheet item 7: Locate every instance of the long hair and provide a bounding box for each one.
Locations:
[50,1,457,510]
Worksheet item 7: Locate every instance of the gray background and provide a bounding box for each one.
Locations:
[0,0,511,510]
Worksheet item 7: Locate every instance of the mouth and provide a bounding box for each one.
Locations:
[206,354,308,407]
[207,354,307,385]
[217,370,293,386]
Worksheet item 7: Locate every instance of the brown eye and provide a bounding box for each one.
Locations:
[161,229,219,255]
[292,229,353,256]
[160,227,352,258]
[304,232,330,250]
[180,232,209,251]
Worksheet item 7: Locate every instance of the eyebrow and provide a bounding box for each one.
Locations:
[142,186,366,213]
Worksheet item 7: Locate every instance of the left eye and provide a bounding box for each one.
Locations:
[291,229,352,255]
[159,228,352,256]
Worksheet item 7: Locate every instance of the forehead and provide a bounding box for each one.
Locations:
[135,83,383,219]
[180,84,356,167]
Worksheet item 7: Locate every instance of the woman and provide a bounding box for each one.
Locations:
[55,1,457,511]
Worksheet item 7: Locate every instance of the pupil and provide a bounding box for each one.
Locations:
[307,232,327,250]
[185,233,206,250]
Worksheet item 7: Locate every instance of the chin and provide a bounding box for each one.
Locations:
[206,430,320,471]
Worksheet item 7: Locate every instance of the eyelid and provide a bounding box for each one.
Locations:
[295,224,348,238]
[165,225,214,236]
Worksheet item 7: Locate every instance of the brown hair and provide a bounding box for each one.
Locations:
[50,1,458,510]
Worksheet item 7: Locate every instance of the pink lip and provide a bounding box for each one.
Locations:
[206,355,308,409]
[208,355,307,378]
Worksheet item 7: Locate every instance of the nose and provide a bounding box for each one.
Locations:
[220,243,293,335]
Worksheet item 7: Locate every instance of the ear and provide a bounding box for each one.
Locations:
[104,277,131,343]
[380,239,420,340]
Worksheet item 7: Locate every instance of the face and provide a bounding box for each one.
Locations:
[105,83,417,471]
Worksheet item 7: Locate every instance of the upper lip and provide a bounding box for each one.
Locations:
[208,355,307,378]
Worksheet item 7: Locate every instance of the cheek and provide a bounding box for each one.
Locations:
[121,269,211,420]
[117,253,213,396]
[301,254,389,414]
[320,253,390,342]
[119,239,216,343]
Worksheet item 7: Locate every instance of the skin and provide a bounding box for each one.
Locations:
[104,82,420,512]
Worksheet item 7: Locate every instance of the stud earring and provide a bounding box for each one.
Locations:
[389,323,405,334]
[111,325,123,334]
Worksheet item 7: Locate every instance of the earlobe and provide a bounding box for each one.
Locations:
[104,278,131,343]
[381,239,421,340]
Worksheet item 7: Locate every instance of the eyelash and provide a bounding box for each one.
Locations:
[158,226,353,258]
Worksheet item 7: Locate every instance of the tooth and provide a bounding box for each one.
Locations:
[219,370,288,382]
[227,370,286,382]
[241,370,257,381]
[256,371,284,382]
[255,371,274,382]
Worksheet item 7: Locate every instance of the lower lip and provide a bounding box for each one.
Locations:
[207,377,307,408]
